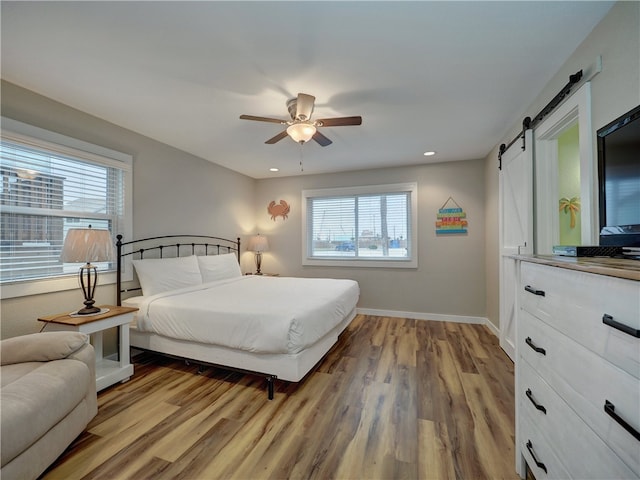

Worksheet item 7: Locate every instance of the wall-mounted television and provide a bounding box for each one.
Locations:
[597,104,640,251]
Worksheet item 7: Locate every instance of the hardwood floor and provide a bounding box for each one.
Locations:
[42,315,517,480]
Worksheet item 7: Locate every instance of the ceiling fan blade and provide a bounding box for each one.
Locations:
[312,130,332,147]
[265,130,289,144]
[240,114,285,124]
[295,93,315,121]
[317,116,362,127]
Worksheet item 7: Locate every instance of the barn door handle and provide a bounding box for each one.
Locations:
[525,337,546,355]
[602,314,640,338]
[526,440,548,474]
[604,400,640,441]
[517,242,527,255]
[524,285,545,297]
[526,389,547,414]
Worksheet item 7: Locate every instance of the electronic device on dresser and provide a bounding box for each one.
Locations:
[597,104,640,251]
[552,245,623,257]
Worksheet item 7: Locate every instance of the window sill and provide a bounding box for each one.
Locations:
[302,257,417,268]
[0,270,128,299]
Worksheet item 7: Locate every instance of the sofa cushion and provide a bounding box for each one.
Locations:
[0,362,42,388]
[1,359,90,467]
[1,332,88,366]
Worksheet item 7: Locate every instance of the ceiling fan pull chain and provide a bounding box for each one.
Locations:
[299,141,304,172]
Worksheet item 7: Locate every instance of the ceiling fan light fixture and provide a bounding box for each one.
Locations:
[287,122,316,143]
[240,93,361,147]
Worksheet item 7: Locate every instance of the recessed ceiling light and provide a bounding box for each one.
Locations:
[269,167,279,172]
[424,151,436,156]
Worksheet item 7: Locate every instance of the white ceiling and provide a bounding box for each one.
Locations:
[1,1,613,179]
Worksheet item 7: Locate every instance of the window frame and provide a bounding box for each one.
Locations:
[0,117,133,299]
[301,182,418,268]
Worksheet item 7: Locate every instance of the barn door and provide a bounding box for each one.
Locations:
[499,130,533,361]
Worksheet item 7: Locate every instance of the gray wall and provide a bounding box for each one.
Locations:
[255,160,487,319]
[484,1,640,330]
[1,81,257,339]
[1,75,488,340]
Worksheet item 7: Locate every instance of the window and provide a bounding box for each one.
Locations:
[0,118,132,298]
[302,183,418,268]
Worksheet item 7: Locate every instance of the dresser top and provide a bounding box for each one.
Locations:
[512,255,640,281]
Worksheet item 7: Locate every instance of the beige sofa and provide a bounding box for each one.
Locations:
[1,332,98,480]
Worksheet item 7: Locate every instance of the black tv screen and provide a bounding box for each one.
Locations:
[597,104,640,249]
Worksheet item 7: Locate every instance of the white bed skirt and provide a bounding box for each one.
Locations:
[129,308,356,382]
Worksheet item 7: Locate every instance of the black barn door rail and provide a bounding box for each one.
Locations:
[498,70,583,170]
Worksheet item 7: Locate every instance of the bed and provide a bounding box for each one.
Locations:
[116,234,359,398]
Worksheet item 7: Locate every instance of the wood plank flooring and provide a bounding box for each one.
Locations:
[42,315,517,480]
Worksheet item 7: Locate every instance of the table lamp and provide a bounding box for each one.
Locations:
[247,234,269,275]
[60,226,115,315]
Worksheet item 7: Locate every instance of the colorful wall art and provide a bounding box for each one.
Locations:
[435,197,468,235]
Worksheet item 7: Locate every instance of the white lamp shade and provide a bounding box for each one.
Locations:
[61,228,115,263]
[247,234,269,253]
[287,122,316,143]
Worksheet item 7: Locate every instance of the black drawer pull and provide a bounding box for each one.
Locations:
[604,400,640,441]
[526,389,547,414]
[525,337,546,355]
[526,440,548,474]
[602,314,640,338]
[524,285,545,296]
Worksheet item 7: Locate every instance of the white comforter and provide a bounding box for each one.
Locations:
[132,275,359,354]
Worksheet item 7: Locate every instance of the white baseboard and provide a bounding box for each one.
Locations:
[356,307,498,337]
[484,319,500,338]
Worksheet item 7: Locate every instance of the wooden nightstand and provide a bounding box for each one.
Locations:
[38,305,138,391]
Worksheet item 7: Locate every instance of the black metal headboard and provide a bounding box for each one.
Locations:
[116,234,241,305]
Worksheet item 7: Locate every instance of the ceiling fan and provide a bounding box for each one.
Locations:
[240,93,362,146]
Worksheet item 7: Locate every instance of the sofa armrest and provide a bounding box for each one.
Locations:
[67,341,97,383]
[1,332,90,366]
[66,338,99,418]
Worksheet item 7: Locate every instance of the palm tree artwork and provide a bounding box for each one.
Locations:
[559,196,581,229]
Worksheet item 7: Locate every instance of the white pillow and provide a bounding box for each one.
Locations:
[132,255,202,296]
[197,253,242,283]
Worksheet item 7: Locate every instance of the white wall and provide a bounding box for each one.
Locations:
[254,160,487,320]
[484,1,640,330]
[1,81,257,339]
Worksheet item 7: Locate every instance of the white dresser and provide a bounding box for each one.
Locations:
[514,256,640,479]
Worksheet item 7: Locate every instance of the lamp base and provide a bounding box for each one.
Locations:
[76,305,101,315]
[255,251,263,275]
[77,263,100,315]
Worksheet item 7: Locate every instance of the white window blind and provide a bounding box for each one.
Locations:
[302,183,418,268]
[0,121,130,287]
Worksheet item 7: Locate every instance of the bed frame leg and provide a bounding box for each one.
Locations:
[266,375,276,400]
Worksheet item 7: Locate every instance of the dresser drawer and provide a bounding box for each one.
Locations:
[519,310,640,475]
[520,261,640,379]
[519,358,638,478]
[519,413,571,480]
